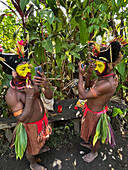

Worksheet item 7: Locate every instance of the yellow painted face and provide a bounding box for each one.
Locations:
[16,63,31,79]
[95,60,106,74]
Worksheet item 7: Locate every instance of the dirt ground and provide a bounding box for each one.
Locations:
[0,128,128,170]
[0,97,128,170]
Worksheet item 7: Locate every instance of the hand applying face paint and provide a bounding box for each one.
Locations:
[88,60,96,74]
[24,78,35,97]
[79,61,87,75]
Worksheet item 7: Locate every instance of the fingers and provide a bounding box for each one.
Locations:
[79,61,82,68]
[26,78,32,88]
[26,83,32,88]
[26,77,29,86]
[34,76,46,82]
[89,61,96,68]
[26,77,33,88]
[37,71,44,77]
[83,64,86,69]
[34,80,46,86]
[33,75,47,87]
[34,71,45,80]
[79,61,86,70]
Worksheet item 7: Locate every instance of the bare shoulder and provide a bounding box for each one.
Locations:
[95,78,116,95]
[5,87,19,109]
[6,87,17,100]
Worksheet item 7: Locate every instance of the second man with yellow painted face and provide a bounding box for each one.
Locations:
[78,39,126,163]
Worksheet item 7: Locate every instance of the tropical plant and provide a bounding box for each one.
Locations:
[0,0,128,101]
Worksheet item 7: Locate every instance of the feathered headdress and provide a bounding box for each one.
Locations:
[88,29,128,67]
[0,40,29,74]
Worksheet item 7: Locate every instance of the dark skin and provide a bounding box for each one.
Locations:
[6,70,53,170]
[78,61,117,112]
[78,61,117,162]
[6,71,53,123]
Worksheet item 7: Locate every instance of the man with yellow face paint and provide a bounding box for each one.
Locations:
[0,40,53,170]
[94,60,106,75]
[16,62,31,80]
[78,39,127,163]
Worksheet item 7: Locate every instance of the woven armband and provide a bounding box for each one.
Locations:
[13,109,23,117]
[90,88,98,98]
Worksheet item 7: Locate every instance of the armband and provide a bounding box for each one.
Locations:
[90,88,98,98]
[13,109,23,117]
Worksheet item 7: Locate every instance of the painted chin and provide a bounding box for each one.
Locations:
[18,73,31,80]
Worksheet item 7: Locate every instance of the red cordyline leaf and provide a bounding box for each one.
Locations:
[15,0,20,3]
[0,0,18,17]
[25,4,34,17]
[11,0,24,18]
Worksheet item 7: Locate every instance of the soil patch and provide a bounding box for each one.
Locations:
[0,97,128,170]
[0,129,128,170]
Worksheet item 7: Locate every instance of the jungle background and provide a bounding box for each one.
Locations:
[0,0,128,169]
[0,0,128,116]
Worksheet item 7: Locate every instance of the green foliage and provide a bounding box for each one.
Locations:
[93,113,112,146]
[0,87,10,118]
[116,62,126,82]
[79,19,88,45]
[14,122,27,160]
[46,120,76,148]
[42,38,53,53]
[112,108,123,117]
[38,9,55,25]
[0,67,12,117]
[93,116,101,146]
[0,14,19,51]
[20,0,29,11]
[0,0,128,103]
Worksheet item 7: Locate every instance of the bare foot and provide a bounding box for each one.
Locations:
[30,163,47,170]
[80,142,91,149]
[82,151,98,162]
[38,145,50,155]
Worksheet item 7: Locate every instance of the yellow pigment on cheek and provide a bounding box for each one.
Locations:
[16,63,31,77]
[95,61,105,73]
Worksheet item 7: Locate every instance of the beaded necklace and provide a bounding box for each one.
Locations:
[10,79,31,90]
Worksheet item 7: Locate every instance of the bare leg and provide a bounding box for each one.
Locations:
[38,145,50,155]
[80,141,91,149]
[26,151,47,170]
[82,139,100,162]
